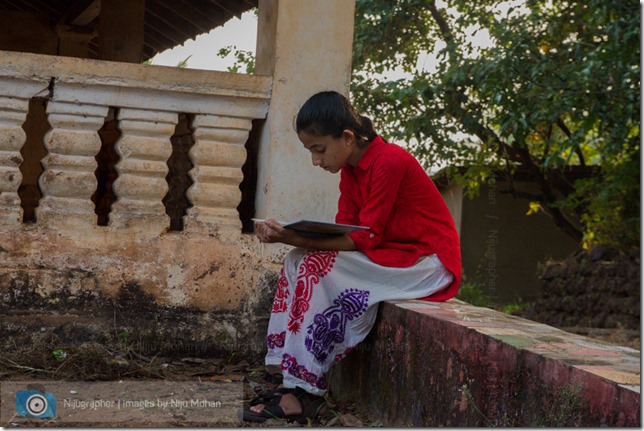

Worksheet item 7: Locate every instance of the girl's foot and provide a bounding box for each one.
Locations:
[243,387,327,424]
[249,392,302,416]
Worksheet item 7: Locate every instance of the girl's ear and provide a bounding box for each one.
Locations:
[342,129,356,146]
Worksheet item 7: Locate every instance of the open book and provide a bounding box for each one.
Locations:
[252,218,370,238]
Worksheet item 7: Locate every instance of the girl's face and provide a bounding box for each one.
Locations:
[298,130,364,173]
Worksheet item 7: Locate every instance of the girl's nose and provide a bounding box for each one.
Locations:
[312,154,321,166]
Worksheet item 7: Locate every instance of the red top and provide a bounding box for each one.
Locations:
[335,136,461,301]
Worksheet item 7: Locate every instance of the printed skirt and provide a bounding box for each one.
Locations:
[264,248,454,396]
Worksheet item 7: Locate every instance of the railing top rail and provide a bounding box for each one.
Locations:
[0,50,272,100]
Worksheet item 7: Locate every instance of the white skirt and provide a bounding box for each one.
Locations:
[264,248,454,395]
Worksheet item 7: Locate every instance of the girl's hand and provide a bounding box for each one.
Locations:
[253,219,357,251]
[254,219,300,246]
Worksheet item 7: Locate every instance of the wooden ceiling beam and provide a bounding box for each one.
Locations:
[146,9,193,42]
[61,0,101,26]
[204,0,236,20]
[143,22,178,49]
[26,0,61,17]
[0,0,257,59]
[144,30,170,52]
[151,0,207,36]
[156,0,213,35]
[5,0,40,13]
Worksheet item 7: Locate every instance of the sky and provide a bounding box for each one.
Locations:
[150,6,495,77]
[150,11,258,71]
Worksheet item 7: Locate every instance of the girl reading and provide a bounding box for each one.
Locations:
[245,90,461,423]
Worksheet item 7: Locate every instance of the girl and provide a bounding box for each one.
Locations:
[245,91,461,423]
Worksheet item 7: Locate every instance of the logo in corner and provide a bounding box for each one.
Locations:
[15,384,57,419]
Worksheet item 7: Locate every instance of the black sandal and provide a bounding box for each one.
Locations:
[249,387,292,406]
[242,387,327,424]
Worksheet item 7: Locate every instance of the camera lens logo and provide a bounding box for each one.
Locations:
[16,389,57,419]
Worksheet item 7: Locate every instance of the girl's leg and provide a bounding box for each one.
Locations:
[252,250,453,419]
[277,251,453,396]
[264,248,308,371]
[326,252,453,352]
[252,248,337,419]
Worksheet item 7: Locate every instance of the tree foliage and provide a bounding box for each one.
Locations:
[351,0,640,251]
[217,45,255,73]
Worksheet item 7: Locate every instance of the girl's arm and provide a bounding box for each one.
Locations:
[254,219,357,251]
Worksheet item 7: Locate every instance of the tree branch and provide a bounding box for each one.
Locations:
[425,1,583,243]
[556,116,586,167]
[427,0,453,46]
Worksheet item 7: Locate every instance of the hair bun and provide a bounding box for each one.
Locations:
[360,115,373,130]
[359,115,377,142]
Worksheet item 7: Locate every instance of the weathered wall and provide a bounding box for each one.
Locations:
[0,50,272,310]
[0,236,277,360]
[329,300,640,427]
[0,56,271,359]
[440,180,579,304]
[2,228,261,310]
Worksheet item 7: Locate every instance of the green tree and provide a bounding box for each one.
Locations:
[217,45,255,74]
[352,0,640,251]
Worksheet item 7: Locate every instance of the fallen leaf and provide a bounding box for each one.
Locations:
[325,415,340,427]
[340,413,363,427]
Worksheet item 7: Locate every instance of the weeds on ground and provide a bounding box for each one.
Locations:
[0,330,239,381]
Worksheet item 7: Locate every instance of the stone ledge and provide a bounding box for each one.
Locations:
[328,299,640,427]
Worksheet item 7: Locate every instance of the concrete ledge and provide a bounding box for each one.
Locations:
[329,299,640,427]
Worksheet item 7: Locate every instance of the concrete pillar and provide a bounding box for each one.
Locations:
[253,0,356,238]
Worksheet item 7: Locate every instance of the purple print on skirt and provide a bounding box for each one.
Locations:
[305,288,370,363]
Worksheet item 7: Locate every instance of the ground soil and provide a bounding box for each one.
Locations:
[0,342,376,428]
[516,247,640,350]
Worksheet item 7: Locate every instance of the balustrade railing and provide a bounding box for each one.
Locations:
[0,50,271,236]
[0,75,49,224]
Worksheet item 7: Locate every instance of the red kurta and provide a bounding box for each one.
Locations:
[335,136,462,301]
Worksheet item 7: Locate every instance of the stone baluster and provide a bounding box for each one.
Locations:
[0,78,48,224]
[0,96,29,224]
[185,114,253,231]
[110,108,176,233]
[38,101,109,229]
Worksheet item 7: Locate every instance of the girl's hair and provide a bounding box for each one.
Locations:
[295,91,377,148]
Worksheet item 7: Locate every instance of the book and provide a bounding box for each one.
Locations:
[252,218,370,238]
